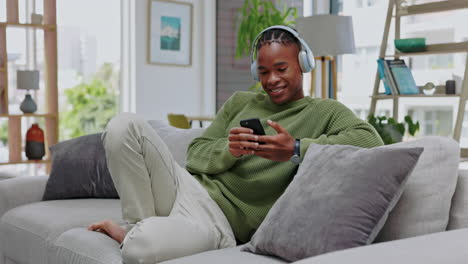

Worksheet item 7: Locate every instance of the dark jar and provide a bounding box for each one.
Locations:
[26,123,45,160]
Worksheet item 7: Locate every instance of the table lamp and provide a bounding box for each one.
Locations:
[296,14,356,99]
[17,70,39,114]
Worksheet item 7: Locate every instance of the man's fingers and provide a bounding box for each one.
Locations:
[267,120,288,134]
[229,133,258,142]
[241,141,259,149]
[230,127,253,135]
[229,141,259,149]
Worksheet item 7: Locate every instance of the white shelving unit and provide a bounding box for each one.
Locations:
[369,0,468,153]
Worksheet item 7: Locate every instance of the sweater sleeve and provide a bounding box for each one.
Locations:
[300,100,384,157]
[185,94,242,175]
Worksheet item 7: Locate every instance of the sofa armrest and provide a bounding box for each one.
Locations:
[294,228,468,264]
[0,176,48,218]
[448,168,468,230]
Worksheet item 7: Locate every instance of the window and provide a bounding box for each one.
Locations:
[408,107,453,137]
[346,0,380,9]
[57,0,120,140]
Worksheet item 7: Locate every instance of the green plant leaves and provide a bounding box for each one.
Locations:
[0,122,7,145]
[235,0,298,59]
[367,114,420,145]
[60,63,119,140]
[404,115,420,136]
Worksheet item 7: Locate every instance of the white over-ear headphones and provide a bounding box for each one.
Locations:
[250,25,315,81]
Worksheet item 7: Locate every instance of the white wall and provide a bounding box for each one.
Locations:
[129,0,216,121]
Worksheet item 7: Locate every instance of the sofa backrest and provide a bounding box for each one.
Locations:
[147,120,205,168]
[371,137,460,242]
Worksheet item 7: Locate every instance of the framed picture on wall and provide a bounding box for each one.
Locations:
[148,0,192,66]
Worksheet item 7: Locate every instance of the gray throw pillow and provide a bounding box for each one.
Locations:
[42,133,119,200]
[242,144,423,262]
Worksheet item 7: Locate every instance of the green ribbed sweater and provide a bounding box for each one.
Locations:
[186,91,384,243]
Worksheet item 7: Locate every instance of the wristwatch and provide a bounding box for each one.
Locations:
[289,139,301,164]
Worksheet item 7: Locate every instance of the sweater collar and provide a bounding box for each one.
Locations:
[258,92,311,110]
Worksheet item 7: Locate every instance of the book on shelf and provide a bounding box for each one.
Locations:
[385,59,419,95]
[377,59,392,95]
[382,59,399,95]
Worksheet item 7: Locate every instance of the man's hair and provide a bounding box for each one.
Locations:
[256,28,301,52]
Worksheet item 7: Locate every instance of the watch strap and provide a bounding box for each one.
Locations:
[289,139,301,164]
[294,138,300,156]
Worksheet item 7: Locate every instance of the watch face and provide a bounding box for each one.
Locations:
[290,155,301,164]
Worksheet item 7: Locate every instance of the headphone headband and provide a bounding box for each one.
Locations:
[249,25,301,63]
[249,25,315,81]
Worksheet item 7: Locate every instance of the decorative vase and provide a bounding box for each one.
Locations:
[20,94,38,114]
[26,123,45,160]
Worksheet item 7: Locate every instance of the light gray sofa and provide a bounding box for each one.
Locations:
[1,121,468,264]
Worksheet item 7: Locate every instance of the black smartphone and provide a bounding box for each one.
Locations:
[240,118,266,135]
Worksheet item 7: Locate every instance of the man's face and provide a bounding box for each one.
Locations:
[257,42,304,105]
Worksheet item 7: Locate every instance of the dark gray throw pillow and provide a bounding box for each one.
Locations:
[42,133,119,200]
[242,144,423,262]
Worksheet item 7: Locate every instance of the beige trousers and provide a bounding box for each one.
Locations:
[102,113,236,264]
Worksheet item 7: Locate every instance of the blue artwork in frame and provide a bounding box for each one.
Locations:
[160,16,181,51]
[148,0,192,66]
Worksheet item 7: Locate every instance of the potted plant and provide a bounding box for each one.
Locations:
[367,114,420,145]
[236,0,298,91]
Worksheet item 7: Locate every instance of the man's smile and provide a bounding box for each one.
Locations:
[268,86,287,96]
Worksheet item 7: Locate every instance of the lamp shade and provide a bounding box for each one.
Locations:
[296,15,356,56]
[17,70,39,90]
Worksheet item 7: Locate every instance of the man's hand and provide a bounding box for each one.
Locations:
[228,127,260,157]
[254,120,295,162]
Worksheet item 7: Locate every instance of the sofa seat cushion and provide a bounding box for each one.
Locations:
[293,228,468,264]
[50,233,285,264]
[160,246,286,264]
[51,228,122,264]
[0,199,122,264]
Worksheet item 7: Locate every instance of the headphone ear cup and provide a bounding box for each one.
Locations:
[298,50,311,73]
[251,60,259,81]
[308,53,315,71]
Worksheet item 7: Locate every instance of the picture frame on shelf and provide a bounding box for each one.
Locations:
[148,0,192,66]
